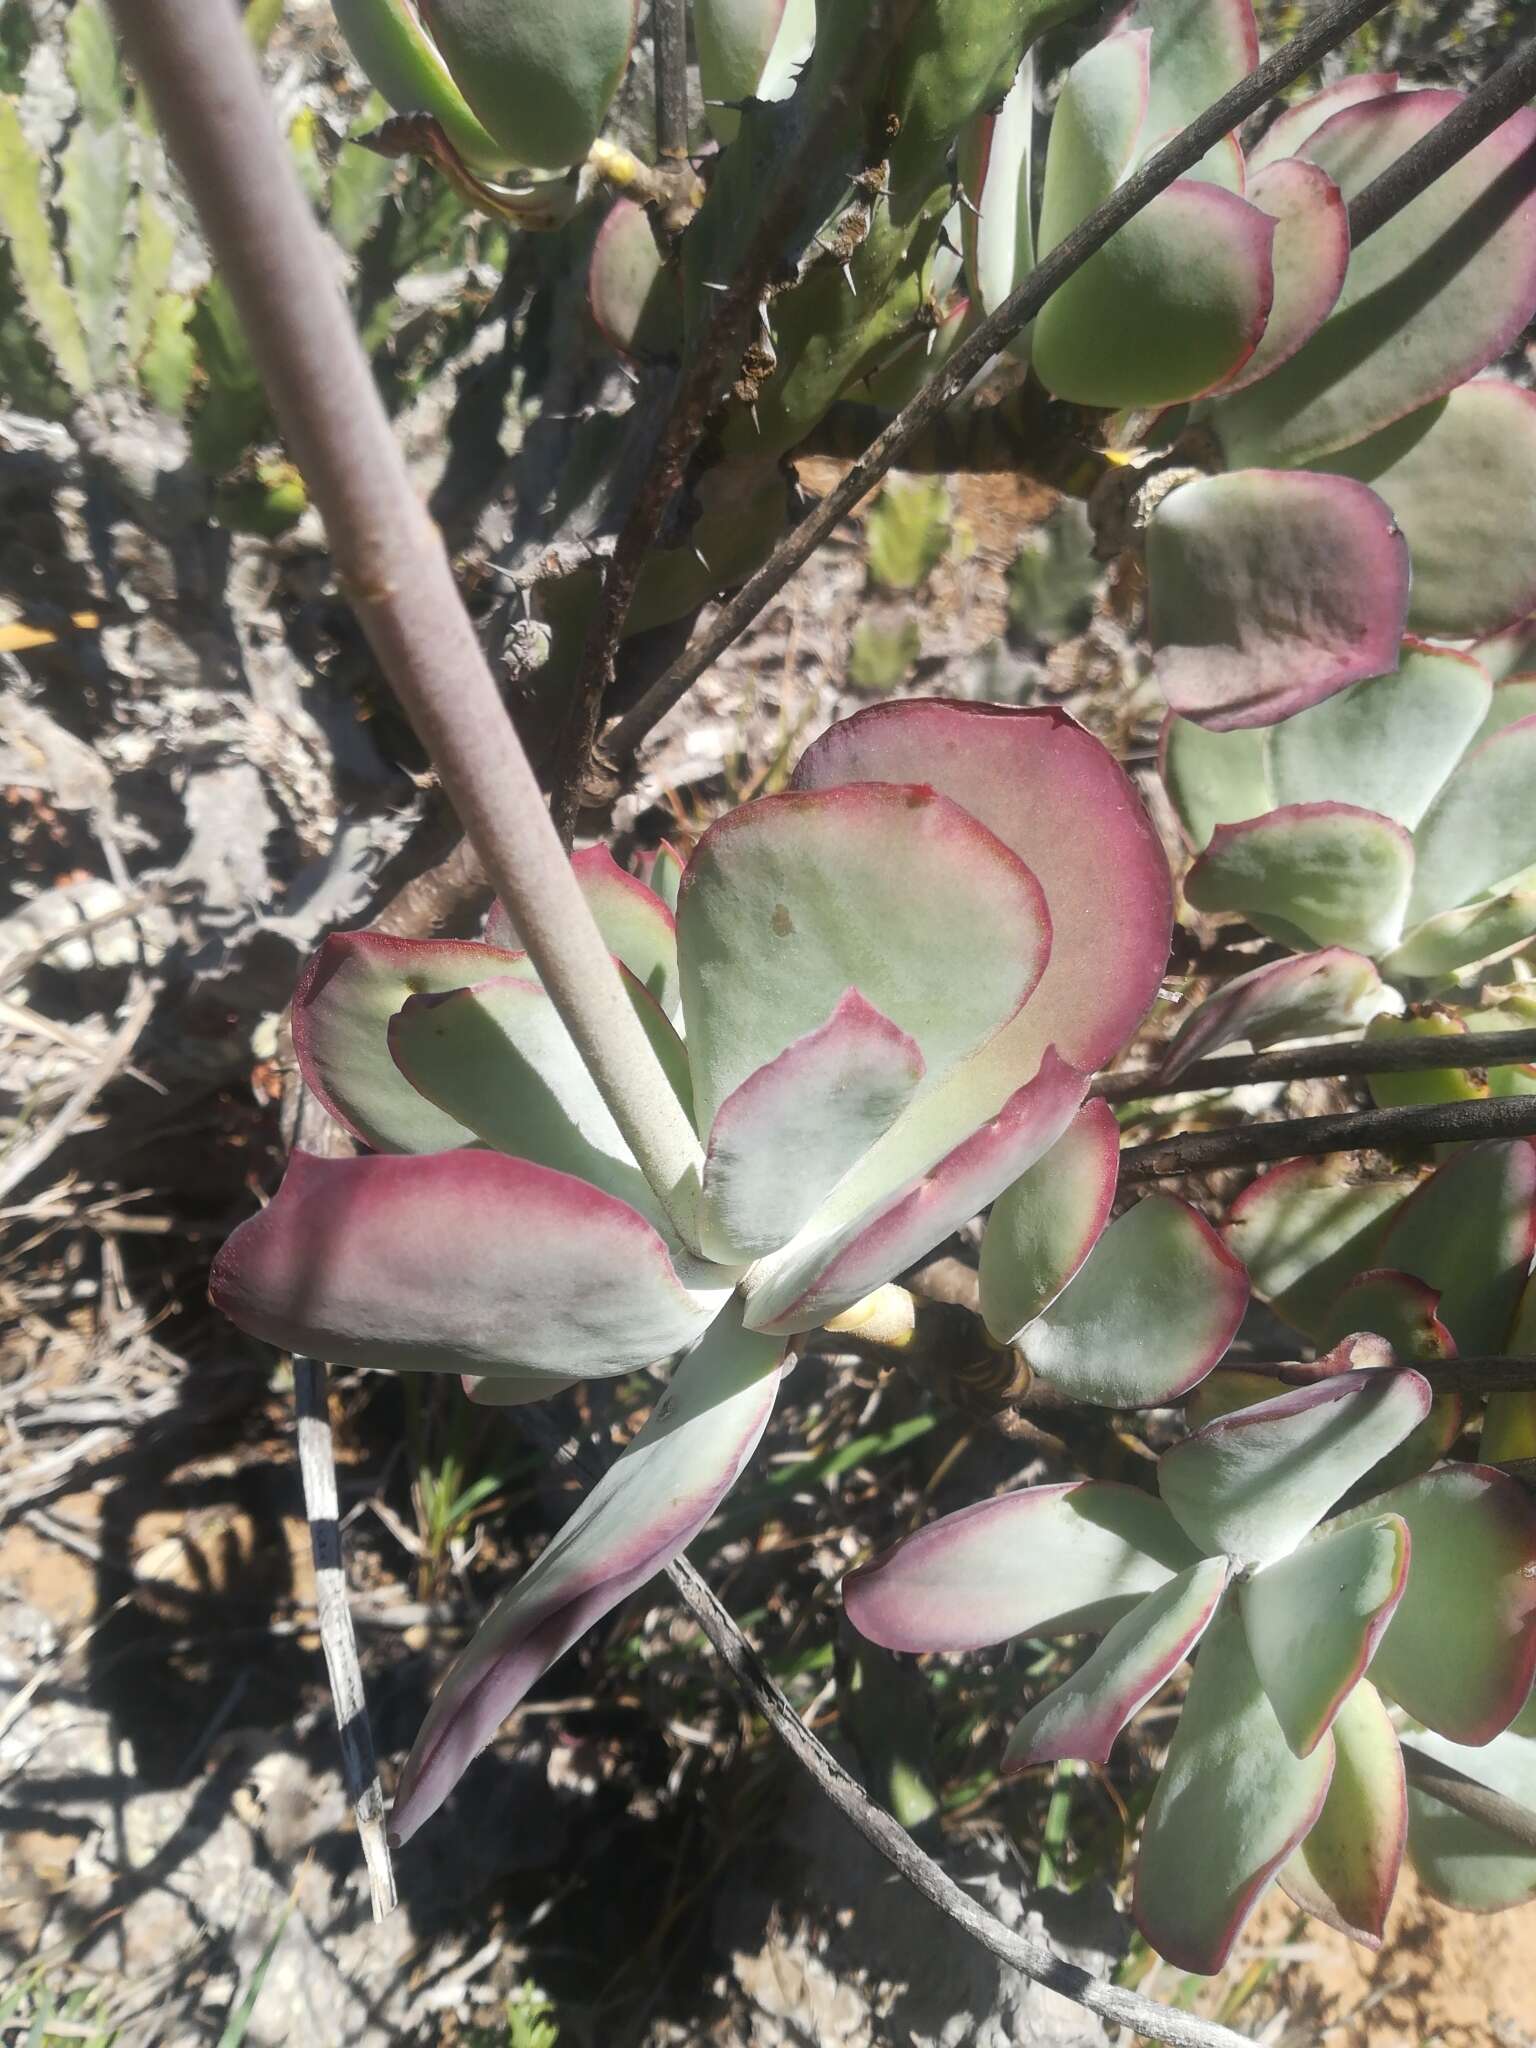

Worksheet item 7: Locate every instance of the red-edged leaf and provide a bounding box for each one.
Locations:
[791,701,1172,1073]
[978,1097,1120,1341]
[391,1303,784,1841]
[1215,158,1347,394]
[209,1149,730,1382]
[1135,1598,1336,1975]
[1160,949,1389,1082]
[842,1479,1201,1654]
[1185,802,1415,957]
[1148,471,1410,730]
[699,989,923,1261]
[1240,1513,1410,1756]
[1215,90,1536,468]
[1020,1192,1249,1409]
[1223,1158,1413,1339]
[488,844,679,1016]
[1158,1368,1432,1566]
[1003,1554,1229,1770]
[1279,1679,1406,1946]
[743,1046,1088,1335]
[1377,1138,1536,1354]
[1337,1465,1536,1746]
[1246,73,1399,174]
[676,781,1050,1144]
[293,931,535,1154]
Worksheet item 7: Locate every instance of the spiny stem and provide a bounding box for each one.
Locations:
[1094,1026,1536,1104]
[547,0,925,843]
[109,0,707,1251]
[1118,1092,1536,1185]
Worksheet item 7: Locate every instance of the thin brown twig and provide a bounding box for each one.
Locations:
[1347,35,1536,242]
[1118,1092,1536,1185]
[651,0,690,164]
[601,0,1401,764]
[547,0,924,843]
[1094,1026,1536,1104]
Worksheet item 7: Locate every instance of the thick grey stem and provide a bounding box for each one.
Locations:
[108,0,705,1247]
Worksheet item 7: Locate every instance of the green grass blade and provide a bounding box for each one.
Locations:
[216,1899,294,2048]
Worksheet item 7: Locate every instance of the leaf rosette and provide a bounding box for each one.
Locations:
[846,1363,1536,1972]
[211,700,1172,1838]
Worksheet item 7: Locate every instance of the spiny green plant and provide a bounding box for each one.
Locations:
[0,2,479,525]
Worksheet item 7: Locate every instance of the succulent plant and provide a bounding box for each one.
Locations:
[846,1361,1536,1972]
[1000,23,1536,728]
[211,698,1181,1840]
[1159,640,1536,1074]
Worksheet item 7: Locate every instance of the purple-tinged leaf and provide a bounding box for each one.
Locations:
[588,198,681,361]
[1316,1270,1454,1364]
[1268,642,1492,830]
[1240,1513,1409,1757]
[1159,1368,1431,1566]
[1404,1694,1536,1912]
[1135,1599,1336,1975]
[675,782,1050,1144]
[1160,949,1390,1082]
[1216,159,1347,395]
[1159,712,1272,851]
[1020,1192,1249,1409]
[1325,383,1536,641]
[842,1479,1201,1655]
[1036,30,1150,260]
[387,968,692,1229]
[1377,1139,1536,1355]
[1034,181,1275,408]
[293,932,536,1155]
[1182,1335,1395,1432]
[1406,715,1536,929]
[391,1302,784,1842]
[978,1098,1119,1342]
[1185,803,1414,957]
[699,990,923,1262]
[1147,472,1410,729]
[1003,1555,1230,1771]
[209,1148,731,1382]
[1313,1272,1461,1490]
[1245,72,1399,174]
[1337,1466,1536,1745]
[791,701,1173,1074]
[743,1046,1088,1334]
[488,844,680,1017]
[1214,90,1536,469]
[1223,1159,1412,1339]
[1279,1679,1406,1946]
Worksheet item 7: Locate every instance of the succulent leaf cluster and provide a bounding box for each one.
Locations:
[212,700,1184,1840]
[847,1363,1536,1972]
[1162,638,1536,1064]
